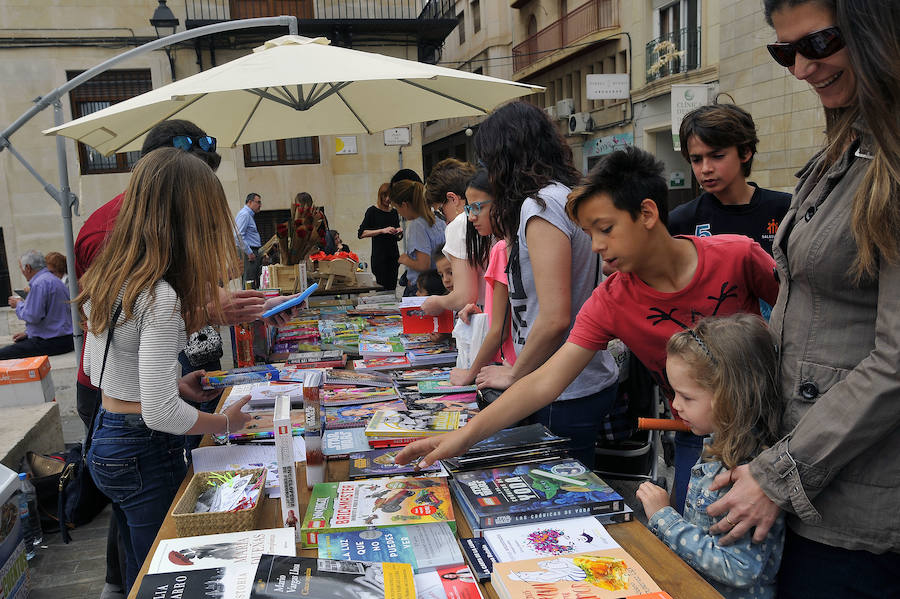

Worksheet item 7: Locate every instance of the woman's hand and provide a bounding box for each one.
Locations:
[449,367,473,386]
[637,481,670,518]
[178,370,220,404]
[475,362,514,390]
[393,428,473,468]
[457,303,481,325]
[261,293,301,327]
[217,289,266,325]
[706,464,782,545]
[222,395,253,433]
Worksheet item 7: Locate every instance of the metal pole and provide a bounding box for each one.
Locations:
[54,101,83,357]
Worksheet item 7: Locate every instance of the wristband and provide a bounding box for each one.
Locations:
[215,412,231,446]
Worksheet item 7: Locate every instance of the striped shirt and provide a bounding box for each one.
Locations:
[84,280,198,435]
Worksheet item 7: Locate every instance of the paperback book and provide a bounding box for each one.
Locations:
[324,399,407,430]
[482,516,619,562]
[413,566,484,599]
[347,447,443,479]
[399,296,454,335]
[250,555,415,599]
[451,459,624,529]
[322,427,371,457]
[365,409,467,439]
[135,568,228,599]
[405,348,458,366]
[247,383,304,410]
[324,369,394,388]
[359,340,406,357]
[458,537,498,582]
[322,387,401,406]
[390,368,451,382]
[442,424,569,471]
[202,365,280,389]
[228,409,304,442]
[417,380,476,394]
[491,549,664,599]
[353,356,413,371]
[317,522,463,573]
[300,477,456,548]
[286,350,347,368]
[275,396,302,541]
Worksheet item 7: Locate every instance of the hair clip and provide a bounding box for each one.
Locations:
[689,329,717,364]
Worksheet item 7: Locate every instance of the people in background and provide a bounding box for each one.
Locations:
[358,182,402,291]
[45,251,68,285]
[329,230,350,253]
[1,249,73,359]
[433,247,454,293]
[236,192,263,289]
[391,179,446,297]
[416,270,447,296]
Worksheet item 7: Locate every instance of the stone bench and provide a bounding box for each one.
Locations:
[0,402,65,471]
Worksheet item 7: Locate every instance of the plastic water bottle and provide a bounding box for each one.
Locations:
[18,473,41,559]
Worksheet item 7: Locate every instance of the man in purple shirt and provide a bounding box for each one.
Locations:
[2,249,73,359]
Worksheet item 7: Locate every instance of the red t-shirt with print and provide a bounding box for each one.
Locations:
[567,235,778,403]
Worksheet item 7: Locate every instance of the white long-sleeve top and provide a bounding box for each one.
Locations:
[84,280,199,435]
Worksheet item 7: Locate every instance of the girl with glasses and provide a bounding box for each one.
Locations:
[704,1,900,596]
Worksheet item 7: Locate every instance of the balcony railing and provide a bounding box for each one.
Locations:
[512,0,619,73]
[184,0,454,25]
[645,27,701,82]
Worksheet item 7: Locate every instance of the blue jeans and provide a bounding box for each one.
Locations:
[673,430,705,515]
[87,409,187,593]
[526,382,618,467]
[178,350,222,462]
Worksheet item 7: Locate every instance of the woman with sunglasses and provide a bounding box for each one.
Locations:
[704,1,900,595]
[77,148,253,593]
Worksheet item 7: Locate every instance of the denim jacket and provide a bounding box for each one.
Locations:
[649,440,785,599]
[749,122,900,553]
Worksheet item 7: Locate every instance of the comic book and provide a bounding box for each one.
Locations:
[324,399,407,430]
[321,387,401,406]
[364,410,467,438]
[347,447,443,479]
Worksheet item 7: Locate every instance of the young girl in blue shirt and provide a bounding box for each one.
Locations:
[637,313,785,599]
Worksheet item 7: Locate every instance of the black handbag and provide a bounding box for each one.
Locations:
[184,325,223,367]
[57,303,122,543]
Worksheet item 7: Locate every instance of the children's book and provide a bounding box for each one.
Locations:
[491,549,664,599]
[406,348,458,366]
[300,477,456,548]
[442,424,569,471]
[353,356,413,371]
[247,383,305,409]
[390,367,451,382]
[482,516,619,563]
[317,522,463,573]
[458,537,498,582]
[322,427,371,457]
[202,365,280,389]
[275,397,302,542]
[228,409,304,442]
[147,528,296,599]
[365,409,467,438]
[250,555,415,599]
[134,568,228,599]
[321,387,401,406]
[399,297,454,335]
[413,565,484,599]
[359,340,406,357]
[325,399,407,430]
[417,380,476,394]
[347,447,444,479]
[324,368,394,387]
[286,350,346,368]
[451,459,624,529]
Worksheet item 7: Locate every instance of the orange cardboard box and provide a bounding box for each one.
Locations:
[0,356,51,384]
[0,356,54,406]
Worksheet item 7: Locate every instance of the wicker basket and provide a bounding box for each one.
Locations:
[171,468,266,537]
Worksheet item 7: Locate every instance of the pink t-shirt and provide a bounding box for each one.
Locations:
[483,240,517,365]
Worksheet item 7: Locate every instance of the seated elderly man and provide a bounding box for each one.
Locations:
[2,249,73,359]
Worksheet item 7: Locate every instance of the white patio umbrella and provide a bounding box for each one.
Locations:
[44,35,543,153]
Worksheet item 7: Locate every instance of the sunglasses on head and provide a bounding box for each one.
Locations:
[464,199,492,217]
[766,26,844,67]
[171,135,217,153]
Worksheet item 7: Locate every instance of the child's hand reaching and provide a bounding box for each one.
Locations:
[449,367,473,386]
[637,481,670,518]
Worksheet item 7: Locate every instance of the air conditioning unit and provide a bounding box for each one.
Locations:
[556,98,575,119]
[544,106,558,120]
[568,112,593,134]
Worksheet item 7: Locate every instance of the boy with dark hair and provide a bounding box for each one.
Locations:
[396,146,779,515]
[669,104,790,256]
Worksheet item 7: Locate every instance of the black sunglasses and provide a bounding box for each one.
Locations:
[766,26,844,67]
[172,135,217,153]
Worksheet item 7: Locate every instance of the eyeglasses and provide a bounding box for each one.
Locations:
[464,199,492,217]
[172,135,217,153]
[766,26,844,67]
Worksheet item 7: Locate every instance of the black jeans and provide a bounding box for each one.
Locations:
[0,334,73,359]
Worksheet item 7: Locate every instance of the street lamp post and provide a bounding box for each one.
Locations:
[150,0,180,80]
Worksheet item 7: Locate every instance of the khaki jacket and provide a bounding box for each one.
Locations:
[749,125,900,553]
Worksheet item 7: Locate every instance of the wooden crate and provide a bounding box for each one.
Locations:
[268,263,308,293]
[310,258,357,290]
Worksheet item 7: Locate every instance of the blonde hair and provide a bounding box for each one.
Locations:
[77,148,239,334]
[666,314,781,469]
[390,180,435,226]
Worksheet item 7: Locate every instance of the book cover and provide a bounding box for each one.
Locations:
[322,387,401,407]
[248,383,304,409]
[250,555,415,599]
[275,397,302,542]
[452,459,624,528]
[325,399,407,430]
[317,523,462,573]
[135,568,228,599]
[322,427,370,457]
[483,516,619,562]
[365,410,466,438]
[359,340,406,357]
[413,566,484,599]
[458,537,498,582]
[353,357,412,371]
[228,409,304,442]
[417,381,476,394]
[399,301,454,335]
[324,369,394,387]
[148,528,296,599]
[463,424,567,456]
[287,350,346,368]
[406,349,458,366]
[347,447,442,479]
[202,365,280,389]
[390,368,451,382]
[490,549,663,599]
[300,477,456,548]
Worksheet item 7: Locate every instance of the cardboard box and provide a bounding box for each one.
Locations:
[0,357,54,407]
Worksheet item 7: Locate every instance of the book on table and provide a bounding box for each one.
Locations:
[227,408,304,442]
[134,568,229,599]
[324,369,394,387]
[322,427,371,457]
[247,383,304,410]
[405,348,458,366]
[481,516,619,563]
[458,537,499,583]
[353,356,413,371]
[317,522,463,573]
[250,555,415,599]
[324,399,407,430]
[442,424,569,471]
[299,477,456,548]
[359,340,406,357]
[417,380,476,394]
[390,367,451,382]
[450,459,624,530]
[364,409,467,439]
[202,364,280,389]
[285,350,347,368]
[274,396,302,542]
[321,387,401,406]
[413,565,485,599]
[347,447,444,479]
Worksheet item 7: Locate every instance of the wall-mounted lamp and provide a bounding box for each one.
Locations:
[150,0,180,79]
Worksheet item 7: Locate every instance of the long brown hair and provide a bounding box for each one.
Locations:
[666,314,781,469]
[390,180,435,226]
[77,148,239,334]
